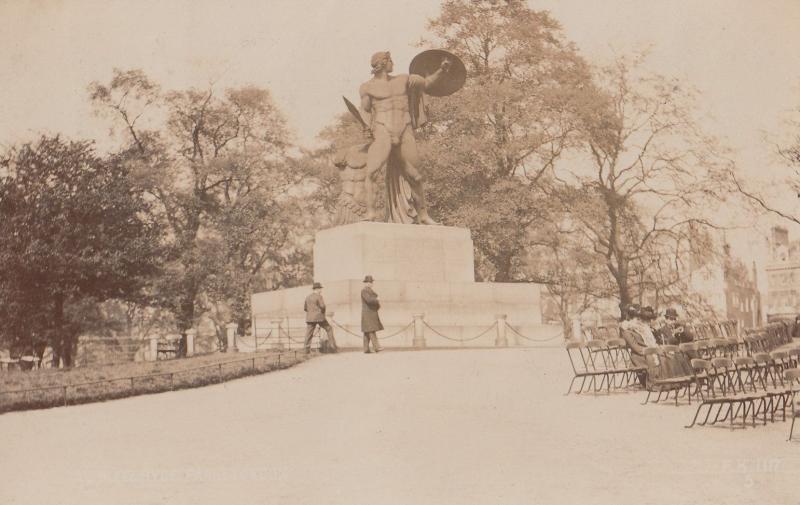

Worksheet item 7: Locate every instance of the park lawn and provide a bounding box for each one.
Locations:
[0,349,311,413]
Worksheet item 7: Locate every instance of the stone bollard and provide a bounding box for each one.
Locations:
[185,329,196,357]
[412,314,426,348]
[495,314,508,347]
[271,318,285,350]
[226,323,238,352]
[149,336,159,362]
[572,318,583,341]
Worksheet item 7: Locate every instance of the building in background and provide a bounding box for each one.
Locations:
[765,226,800,320]
[686,244,761,328]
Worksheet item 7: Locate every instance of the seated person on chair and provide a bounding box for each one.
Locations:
[646,306,692,377]
[619,305,653,385]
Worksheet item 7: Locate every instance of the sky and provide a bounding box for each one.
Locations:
[1,0,799,262]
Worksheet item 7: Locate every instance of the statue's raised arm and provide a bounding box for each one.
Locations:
[408,49,466,97]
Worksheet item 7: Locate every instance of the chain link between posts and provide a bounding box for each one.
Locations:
[505,323,563,343]
[261,316,562,345]
[422,320,497,342]
[329,318,413,340]
[235,330,273,349]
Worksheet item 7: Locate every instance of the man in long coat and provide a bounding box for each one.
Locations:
[304,282,336,353]
[361,275,383,353]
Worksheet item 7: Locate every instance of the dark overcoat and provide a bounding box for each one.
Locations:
[361,286,384,332]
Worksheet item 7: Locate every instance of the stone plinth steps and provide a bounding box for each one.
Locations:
[248,222,559,349]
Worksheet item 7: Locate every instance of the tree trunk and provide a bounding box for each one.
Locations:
[51,293,76,368]
[616,260,632,320]
[494,252,514,283]
[63,338,75,368]
[177,283,197,333]
[52,294,64,368]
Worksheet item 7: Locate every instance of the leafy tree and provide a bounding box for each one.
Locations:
[418,0,602,281]
[0,136,161,366]
[89,71,308,336]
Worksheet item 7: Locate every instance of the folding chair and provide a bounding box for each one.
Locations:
[753,352,781,388]
[785,369,800,441]
[685,359,763,430]
[641,347,695,406]
[565,342,613,394]
[733,356,762,393]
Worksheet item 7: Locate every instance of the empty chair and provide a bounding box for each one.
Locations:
[768,351,790,390]
[785,369,800,441]
[787,347,800,369]
[564,342,628,394]
[585,339,612,370]
[753,352,780,388]
[733,356,761,392]
[711,357,737,396]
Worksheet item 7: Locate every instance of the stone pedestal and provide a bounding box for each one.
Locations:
[251,222,558,349]
[314,221,474,283]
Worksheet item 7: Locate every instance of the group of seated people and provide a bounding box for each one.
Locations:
[619,304,694,384]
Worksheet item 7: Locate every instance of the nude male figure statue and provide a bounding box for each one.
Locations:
[358,51,451,224]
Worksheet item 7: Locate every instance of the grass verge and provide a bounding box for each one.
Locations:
[0,350,311,414]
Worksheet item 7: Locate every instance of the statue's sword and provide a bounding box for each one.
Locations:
[342,96,369,131]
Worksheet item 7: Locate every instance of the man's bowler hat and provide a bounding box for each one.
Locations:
[363,275,374,283]
[312,282,323,289]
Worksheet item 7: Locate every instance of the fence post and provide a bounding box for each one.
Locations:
[252,314,258,352]
[63,386,68,407]
[495,314,508,347]
[185,329,196,357]
[412,314,426,348]
[271,319,285,350]
[284,315,293,350]
[149,336,159,362]
[226,323,239,353]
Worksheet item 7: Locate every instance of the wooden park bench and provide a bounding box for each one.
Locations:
[0,349,19,371]
[156,338,181,360]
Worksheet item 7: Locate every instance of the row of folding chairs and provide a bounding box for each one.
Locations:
[743,323,794,354]
[685,320,739,341]
[685,350,800,430]
[564,340,647,394]
[566,336,753,398]
[583,319,742,344]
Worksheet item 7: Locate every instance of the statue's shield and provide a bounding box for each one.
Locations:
[409,49,466,97]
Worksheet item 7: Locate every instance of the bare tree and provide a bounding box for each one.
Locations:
[553,56,736,316]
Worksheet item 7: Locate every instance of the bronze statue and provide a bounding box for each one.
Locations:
[336,49,465,225]
[331,140,369,226]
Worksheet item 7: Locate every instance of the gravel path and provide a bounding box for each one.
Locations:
[1,348,798,504]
